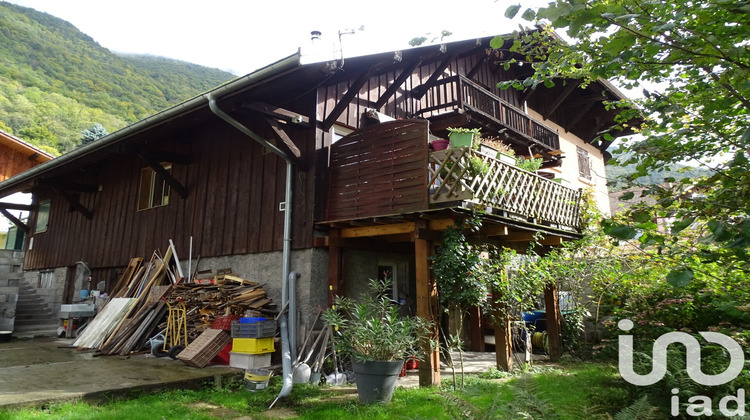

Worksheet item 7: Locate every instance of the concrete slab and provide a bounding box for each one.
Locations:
[0,337,240,408]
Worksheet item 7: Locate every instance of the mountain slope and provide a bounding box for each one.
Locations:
[0,1,235,154]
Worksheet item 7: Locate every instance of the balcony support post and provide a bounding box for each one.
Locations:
[544,282,563,361]
[327,228,344,307]
[415,226,440,387]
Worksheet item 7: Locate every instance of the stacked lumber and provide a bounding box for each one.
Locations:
[76,248,176,353]
[162,270,277,340]
[76,255,278,360]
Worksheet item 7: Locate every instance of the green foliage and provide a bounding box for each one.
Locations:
[0,2,234,154]
[430,220,485,313]
[515,156,544,172]
[498,0,750,286]
[323,278,429,362]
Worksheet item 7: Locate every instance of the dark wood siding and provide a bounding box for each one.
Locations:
[24,116,316,271]
[326,120,429,221]
[316,50,523,131]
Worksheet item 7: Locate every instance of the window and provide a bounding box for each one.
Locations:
[377,262,399,301]
[330,125,353,145]
[138,163,171,210]
[34,200,51,233]
[577,147,592,180]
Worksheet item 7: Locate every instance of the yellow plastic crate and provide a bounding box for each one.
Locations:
[232,337,274,354]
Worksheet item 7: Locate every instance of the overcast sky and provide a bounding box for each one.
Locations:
[7,0,540,75]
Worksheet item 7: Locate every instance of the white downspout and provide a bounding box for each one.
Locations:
[207,93,297,403]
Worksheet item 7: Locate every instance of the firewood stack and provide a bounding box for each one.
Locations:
[74,245,277,359]
[160,271,278,341]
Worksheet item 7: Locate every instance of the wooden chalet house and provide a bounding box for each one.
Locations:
[0,130,53,248]
[0,33,635,385]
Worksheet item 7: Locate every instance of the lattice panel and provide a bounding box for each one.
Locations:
[429,148,582,229]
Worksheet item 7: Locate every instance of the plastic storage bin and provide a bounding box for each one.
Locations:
[232,337,274,354]
[231,320,276,338]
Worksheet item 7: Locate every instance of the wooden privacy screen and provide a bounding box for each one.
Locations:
[326,120,430,221]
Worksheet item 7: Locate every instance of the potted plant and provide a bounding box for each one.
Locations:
[446,127,481,148]
[480,136,516,165]
[515,156,544,173]
[324,278,428,404]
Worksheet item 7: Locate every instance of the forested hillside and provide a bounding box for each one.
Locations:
[606,158,713,190]
[0,1,235,155]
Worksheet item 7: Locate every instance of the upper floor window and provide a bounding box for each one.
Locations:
[138,163,171,210]
[577,147,592,180]
[34,200,51,233]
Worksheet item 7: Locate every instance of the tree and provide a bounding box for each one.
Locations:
[501,0,750,283]
[79,123,109,145]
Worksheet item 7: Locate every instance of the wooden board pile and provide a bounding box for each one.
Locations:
[74,246,278,360]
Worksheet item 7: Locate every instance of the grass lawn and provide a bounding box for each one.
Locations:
[0,361,635,419]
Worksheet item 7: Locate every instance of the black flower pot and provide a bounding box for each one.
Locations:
[352,360,404,404]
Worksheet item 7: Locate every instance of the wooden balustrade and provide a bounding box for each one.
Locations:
[415,75,560,151]
[428,147,582,229]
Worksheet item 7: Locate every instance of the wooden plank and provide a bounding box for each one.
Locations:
[545,283,563,361]
[415,235,439,387]
[340,222,415,238]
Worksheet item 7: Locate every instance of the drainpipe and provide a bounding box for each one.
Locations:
[207,93,297,402]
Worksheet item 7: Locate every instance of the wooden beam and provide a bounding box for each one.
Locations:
[328,229,343,306]
[544,283,563,361]
[322,67,375,131]
[415,232,440,387]
[543,80,581,120]
[504,232,535,242]
[427,112,472,132]
[50,186,93,220]
[340,222,415,238]
[505,232,565,244]
[263,118,307,171]
[492,300,513,372]
[412,50,461,100]
[427,218,457,231]
[481,225,509,237]
[468,306,485,352]
[540,236,564,246]
[0,208,29,233]
[566,101,596,131]
[138,154,188,199]
[0,202,33,211]
[374,59,423,109]
[242,101,311,127]
[466,55,490,79]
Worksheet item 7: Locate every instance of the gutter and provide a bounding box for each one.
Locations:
[206,93,297,404]
[0,53,303,198]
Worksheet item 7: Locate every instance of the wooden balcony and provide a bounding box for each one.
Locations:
[428,147,582,230]
[414,75,560,152]
[326,120,582,231]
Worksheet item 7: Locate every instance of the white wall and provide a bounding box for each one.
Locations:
[526,108,612,217]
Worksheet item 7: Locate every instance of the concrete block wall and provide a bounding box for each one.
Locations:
[0,250,22,331]
[31,267,67,311]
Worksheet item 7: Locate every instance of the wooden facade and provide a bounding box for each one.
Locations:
[0,130,52,182]
[0,34,639,384]
[24,113,318,271]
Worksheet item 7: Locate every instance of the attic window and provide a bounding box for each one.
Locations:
[577,147,592,180]
[138,163,171,210]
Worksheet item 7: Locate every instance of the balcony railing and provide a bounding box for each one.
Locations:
[428,147,582,229]
[326,120,581,230]
[414,75,560,151]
